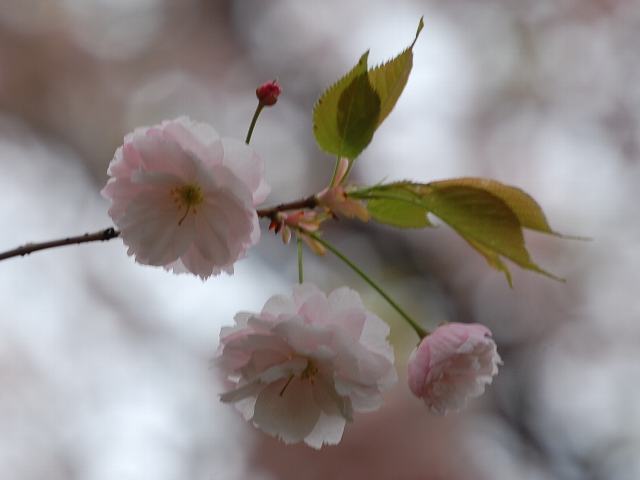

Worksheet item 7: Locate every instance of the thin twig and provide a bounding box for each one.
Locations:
[256,195,318,221]
[308,232,428,338]
[0,227,121,261]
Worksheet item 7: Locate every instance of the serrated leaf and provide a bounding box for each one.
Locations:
[368,17,424,127]
[313,18,423,162]
[418,182,559,282]
[465,238,513,287]
[429,177,558,235]
[313,52,381,159]
[354,180,561,284]
[336,67,381,158]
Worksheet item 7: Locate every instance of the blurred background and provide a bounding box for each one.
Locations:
[1,0,639,479]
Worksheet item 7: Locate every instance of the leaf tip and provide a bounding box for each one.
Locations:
[554,232,592,241]
[412,17,425,49]
[359,50,370,66]
[504,270,514,288]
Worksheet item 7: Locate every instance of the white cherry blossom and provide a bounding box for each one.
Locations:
[217,283,397,448]
[101,117,269,279]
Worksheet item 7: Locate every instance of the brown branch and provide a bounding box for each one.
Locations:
[0,227,121,261]
[256,194,318,220]
[0,195,320,262]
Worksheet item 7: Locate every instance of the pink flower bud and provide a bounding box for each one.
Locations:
[407,323,502,415]
[281,225,292,244]
[283,210,321,232]
[256,80,281,106]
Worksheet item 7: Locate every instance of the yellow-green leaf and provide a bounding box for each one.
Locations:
[429,177,558,234]
[313,18,424,162]
[368,17,424,127]
[313,52,381,159]
[354,180,561,284]
[465,237,514,287]
[420,182,560,281]
[365,188,432,228]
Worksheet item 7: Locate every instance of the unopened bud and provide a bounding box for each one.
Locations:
[281,226,292,244]
[317,186,370,222]
[302,234,326,256]
[256,80,281,106]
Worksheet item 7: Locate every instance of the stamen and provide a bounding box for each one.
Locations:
[279,375,295,396]
[301,361,319,381]
[171,183,204,226]
[177,205,191,226]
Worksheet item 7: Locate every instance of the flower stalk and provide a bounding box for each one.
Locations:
[245,103,264,145]
[297,236,304,284]
[306,232,428,338]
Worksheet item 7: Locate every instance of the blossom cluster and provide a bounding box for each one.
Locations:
[101,115,501,448]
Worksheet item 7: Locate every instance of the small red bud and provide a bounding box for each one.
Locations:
[256,80,281,106]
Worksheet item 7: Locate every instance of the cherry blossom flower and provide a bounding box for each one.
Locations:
[217,283,397,448]
[101,117,269,279]
[407,323,501,415]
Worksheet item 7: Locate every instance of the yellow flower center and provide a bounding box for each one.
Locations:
[279,360,319,397]
[300,360,319,381]
[171,184,204,225]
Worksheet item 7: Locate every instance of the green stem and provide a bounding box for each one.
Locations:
[308,232,428,338]
[297,236,304,284]
[245,103,265,144]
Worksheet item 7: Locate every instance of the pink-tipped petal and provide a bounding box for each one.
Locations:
[101,117,268,279]
[221,137,270,204]
[407,322,501,415]
[217,283,396,448]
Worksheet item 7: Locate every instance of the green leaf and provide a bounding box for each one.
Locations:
[420,182,560,282]
[313,18,424,161]
[368,17,424,127]
[429,177,559,235]
[366,188,432,228]
[354,179,561,284]
[354,182,431,228]
[465,238,513,287]
[313,52,381,159]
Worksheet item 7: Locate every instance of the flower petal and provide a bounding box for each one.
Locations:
[252,378,321,445]
[221,137,270,204]
[304,413,346,449]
